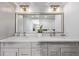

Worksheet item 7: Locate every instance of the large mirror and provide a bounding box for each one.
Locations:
[15,13,64,35]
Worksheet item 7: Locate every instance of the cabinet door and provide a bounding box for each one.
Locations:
[48,43,60,56]
[32,42,41,56]
[17,42,31,56]
[1,42,31,56]
[40,42,48,56]
[48,47,60,56]
[3,47,17,56]
[61,47,79,56]
[1,42,17,56]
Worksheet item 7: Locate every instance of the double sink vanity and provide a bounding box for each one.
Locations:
[0,35,79,56]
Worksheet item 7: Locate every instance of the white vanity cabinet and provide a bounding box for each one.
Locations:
[40,42,48,56]
[1,42,32,56]
[48,47,60,56]
[61,47,79,56]
[40,42,60,56]
[31,42,41,56]
[18,47,31,56]
[17,42,31,56]
[2,47,17,56]
[1,42,79,56]
[1,42,17,56]
[47,42,79,56]
[18,42,41,56]
[48,43,60,56]
[60,42,79,56]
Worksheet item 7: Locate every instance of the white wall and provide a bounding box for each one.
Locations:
[64,2,79,39]
[0,3,15,39]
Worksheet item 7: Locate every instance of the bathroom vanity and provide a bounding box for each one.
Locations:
[0,3,72,56]
[0,36,79,56]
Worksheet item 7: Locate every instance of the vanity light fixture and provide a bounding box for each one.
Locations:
[20,5,29,11]
[50,5,60,11]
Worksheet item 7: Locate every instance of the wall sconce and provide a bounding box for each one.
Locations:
[50,5,60,11]
[20,5,29,12]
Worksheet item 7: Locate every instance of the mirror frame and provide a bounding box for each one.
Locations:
[15,13,64,35]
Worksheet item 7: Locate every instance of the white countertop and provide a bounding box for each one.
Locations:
[0,36,79,42]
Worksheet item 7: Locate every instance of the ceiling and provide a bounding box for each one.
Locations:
[14,2,67,13]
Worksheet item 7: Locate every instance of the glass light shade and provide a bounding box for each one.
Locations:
[50,5,62,13]
[20,5,29,12]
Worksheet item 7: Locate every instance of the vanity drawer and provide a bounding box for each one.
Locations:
[14,42,31,48]
[47,42,76,47]
[2,42,31,48]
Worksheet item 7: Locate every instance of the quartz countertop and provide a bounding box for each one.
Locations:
[0,36,79,42]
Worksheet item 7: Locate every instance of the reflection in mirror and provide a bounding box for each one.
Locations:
[55,15,61,32]
[15,13,64,36]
